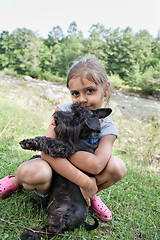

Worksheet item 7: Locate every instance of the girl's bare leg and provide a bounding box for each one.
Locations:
[95,156,127,190]
[12,158,52,194]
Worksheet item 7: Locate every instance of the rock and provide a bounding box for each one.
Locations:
[108,100,123,116]
[44,89,55,101]
[24,76,33,81]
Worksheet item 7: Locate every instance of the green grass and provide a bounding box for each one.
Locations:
[0,80,159,240]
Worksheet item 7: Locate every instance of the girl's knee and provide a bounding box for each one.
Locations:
[108,156,127,180]
[16,159,52,185]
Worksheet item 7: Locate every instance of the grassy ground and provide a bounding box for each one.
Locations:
[0,80,159,240]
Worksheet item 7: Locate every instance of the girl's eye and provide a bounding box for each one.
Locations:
[71,91,79,97]
[87,88,94,93]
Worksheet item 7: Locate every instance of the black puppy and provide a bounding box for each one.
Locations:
[20,103,112,240]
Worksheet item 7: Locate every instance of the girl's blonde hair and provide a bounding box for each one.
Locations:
[67,57,110,104]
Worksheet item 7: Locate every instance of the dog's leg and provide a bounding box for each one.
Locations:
[21,226,56,240]
[19,136,75,158]
[20,227,40,240]
[19,136,47,151]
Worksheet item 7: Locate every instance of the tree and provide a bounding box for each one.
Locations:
[105,28,139,84]
[39,42,54,73]
[0,31,14,69]
[135,30,154,72]
[45,26,64,48]
[67,21,78,35]
[67,21,83,38]
[152,30,160,67]
[83,24,108,67]
[12,28,37,49]
[54,35,84,77]
[10,28,38,74]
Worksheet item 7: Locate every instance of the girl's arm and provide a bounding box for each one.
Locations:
[41,151,97,206]
[69,135,116,175]
[41,121,98,206]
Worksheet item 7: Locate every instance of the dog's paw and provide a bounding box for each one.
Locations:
[19,139,38,150]
[21,230,38,240]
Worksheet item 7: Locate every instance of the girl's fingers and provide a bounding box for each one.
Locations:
[87,198,91,207]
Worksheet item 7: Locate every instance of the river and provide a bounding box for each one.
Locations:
[1,76,160,120]
[111,92,160,120]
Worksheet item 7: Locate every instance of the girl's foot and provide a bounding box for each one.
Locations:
[90,196,112,221]
[0,175,20,199]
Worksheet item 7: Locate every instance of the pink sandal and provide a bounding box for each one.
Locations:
[0,175,20,199]
[90,196,112,221]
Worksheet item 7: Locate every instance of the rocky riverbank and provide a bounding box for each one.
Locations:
[1,75,160,120]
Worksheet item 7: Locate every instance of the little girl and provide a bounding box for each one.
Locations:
[0,57,127,221]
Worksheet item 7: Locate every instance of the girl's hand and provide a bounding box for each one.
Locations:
[80,177,98,206]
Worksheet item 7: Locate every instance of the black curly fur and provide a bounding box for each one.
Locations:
[20,103,112,240]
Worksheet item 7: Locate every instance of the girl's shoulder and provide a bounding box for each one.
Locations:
[100,117,118,138]
[57,102,72,111]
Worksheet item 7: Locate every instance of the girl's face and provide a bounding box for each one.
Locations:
[68,77,110,110]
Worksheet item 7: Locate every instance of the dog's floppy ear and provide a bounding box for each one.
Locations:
[85,117,101,131]
[92,108,112,119]
[54,111,67,125]
[54,111,61,124]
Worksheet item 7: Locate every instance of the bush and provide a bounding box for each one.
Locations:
[138,67,160,95]
[40,71,66,83]
[28,68,41,79]
[3,68,18,77]
[152,61,160,79]
[109,74,125,89]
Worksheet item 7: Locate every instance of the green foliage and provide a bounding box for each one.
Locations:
[0,24,160,96]
[3,68,18,77]
[0,31,15,70]
[109,74,125,89]
[45,26,64,48]
[40,71,65,83]
[106,28,137,82]
[28,67,41,79]
[54,35,84,77]
[67,21,78,35]
[138,67,160,95]
[152,61,160,79]
[135,30,154,72]
[84,24,107,67]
